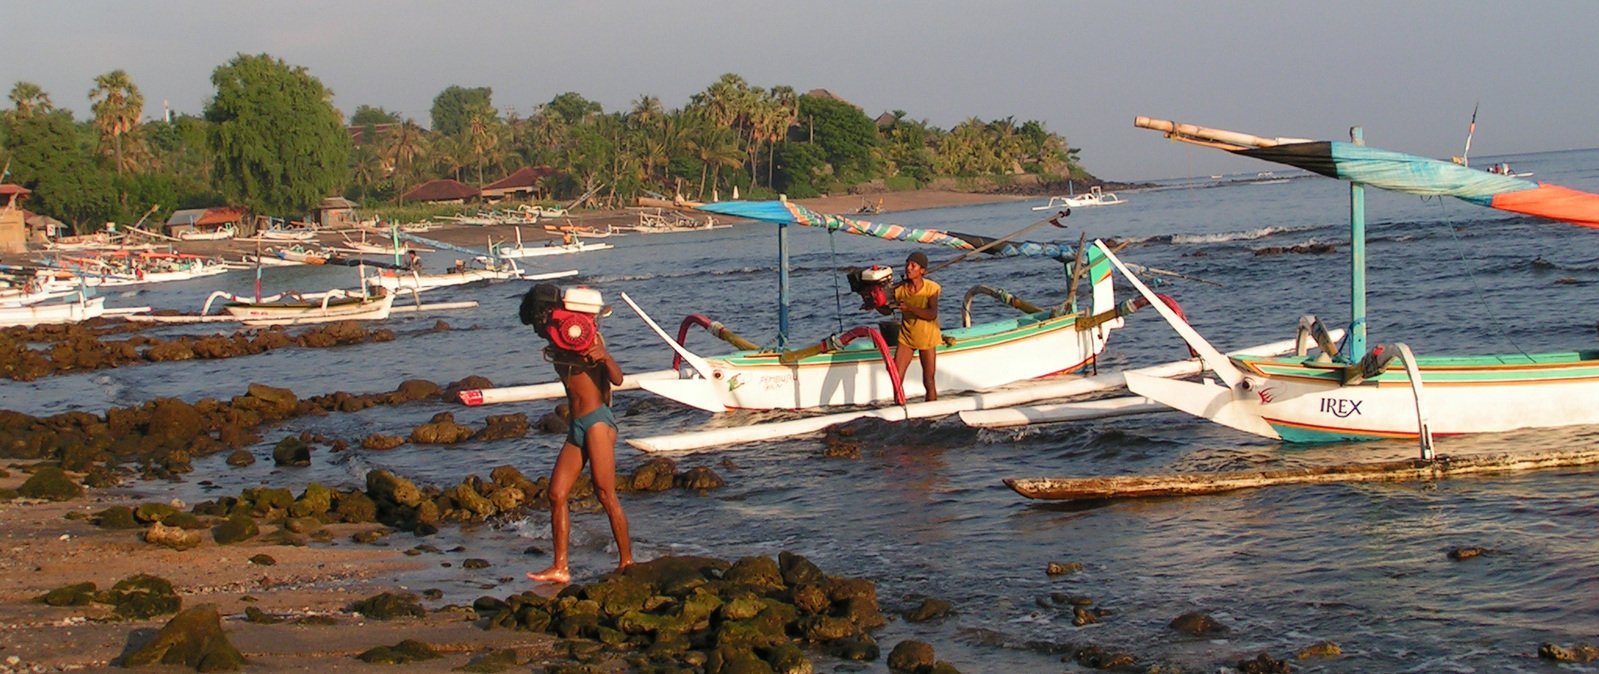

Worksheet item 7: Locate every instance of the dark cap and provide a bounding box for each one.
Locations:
[907,251,929,268]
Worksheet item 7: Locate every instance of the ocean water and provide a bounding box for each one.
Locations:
[10,149,1599,672]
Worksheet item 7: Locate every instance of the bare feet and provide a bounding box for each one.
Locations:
[614,559,634,575]
[526,567,570,584]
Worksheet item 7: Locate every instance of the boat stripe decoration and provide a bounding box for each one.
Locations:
[1238,142,1599,228]
[697,200,1076,260]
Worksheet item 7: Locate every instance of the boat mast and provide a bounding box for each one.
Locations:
[777,215,790,349]
[1345,126,1367,362]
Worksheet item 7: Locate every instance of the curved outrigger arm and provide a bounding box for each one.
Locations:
[1094,241,1245,389]
[619,292,728,413]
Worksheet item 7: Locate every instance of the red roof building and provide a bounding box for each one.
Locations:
[403,179,479,204]
[479,166,559,202]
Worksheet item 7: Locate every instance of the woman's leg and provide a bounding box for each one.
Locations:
[585,422,633,572]
[527,441,584,583]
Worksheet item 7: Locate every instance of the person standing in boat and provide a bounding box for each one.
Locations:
[877,251,942,401]
[404,250,422,271]
[521,286,632,584]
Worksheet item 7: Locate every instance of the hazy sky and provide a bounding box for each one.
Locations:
[7,1,1597,181]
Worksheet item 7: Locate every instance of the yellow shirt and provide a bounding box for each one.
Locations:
[894,278,942,350]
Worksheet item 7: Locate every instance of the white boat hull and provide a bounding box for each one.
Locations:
[0,295,106,327]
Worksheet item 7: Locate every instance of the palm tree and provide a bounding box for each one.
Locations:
[7,82,53,119]
[381,119,427,202]
[688,122,742,200]
[465,101,501,185]
[89,70,145,174]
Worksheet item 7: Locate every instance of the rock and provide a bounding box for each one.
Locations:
[1168,610,1228,636]
[334,489,378,522]
[135,502,179,523]
[533,404,570,435]
[628,457,677,492]
[361,433,405,450]
[366,469,424,507]
[119,604,244,670]
[17,466,82,501]
[291,483,334,517]
[725,555,784,591]
[676,466,726,491]
[347,591,425,620]
[1539,642,1599,662]
[445,375,495,401]
[474,413,529,441]
[161,512,207,530]
[458,648,521,672]
[242,606,284,624]
[1045,561,1082,576]
[463,558,492,570]
[1448,546,1487,561]
[1237,652,1291,673]
[888,640,936,673]
[224,449,255,467]
[904,598,953,623]
[356,639,440,664]
[352,528,391,544]
[271,436,311,467]
[211,514,259,544]
[103,573,182,620]
[245,382,298,416]
[145,522,203,551]
[92,505,140,529]
[393,379,443,402]
[410,411,475,444]
[1073,645,1136,670]
[34,581,97,607]
[826,635,880,661]
[779,551,827,587]
[248,554,276,566]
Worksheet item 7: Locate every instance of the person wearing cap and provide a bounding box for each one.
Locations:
[876,250,942,401]
[524,287,632,585]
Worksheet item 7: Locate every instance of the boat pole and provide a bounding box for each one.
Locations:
[778,218,790,348]
[1346,127,1367,362]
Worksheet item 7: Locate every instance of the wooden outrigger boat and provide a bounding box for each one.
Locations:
[494,227,613,259]
[203,288,396,326]
[622,198,1161,413]
[1111,116,1599,450]
[0,290,106,327]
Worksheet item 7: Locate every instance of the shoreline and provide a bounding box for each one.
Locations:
[4,190,1034,265]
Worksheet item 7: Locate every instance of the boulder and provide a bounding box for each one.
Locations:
[17,466,82,501]
[119,604,244,670]
[627,457,677,492]
[887,640,936,673]
[145,522,203,551]
[271,436,311,467]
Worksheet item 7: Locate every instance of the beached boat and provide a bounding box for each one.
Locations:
[1032,186,1126,211]
[1113,116,1599,450]
[623,199,1156,412]
[621,208,725,234]
[177,224,236,241]
[0,290,106,328]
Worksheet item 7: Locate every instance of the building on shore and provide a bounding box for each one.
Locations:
[0,185,31,254]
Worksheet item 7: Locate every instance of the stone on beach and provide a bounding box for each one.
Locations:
[119,604,245,671]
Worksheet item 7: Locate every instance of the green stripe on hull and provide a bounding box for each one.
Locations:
[1238,351,1599,385]
[718,311,1081,368]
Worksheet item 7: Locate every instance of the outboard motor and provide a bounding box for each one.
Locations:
[847,265,895,311]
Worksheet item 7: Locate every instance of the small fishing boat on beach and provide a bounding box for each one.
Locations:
[1111,116,1599,449]
[177,224,236,241]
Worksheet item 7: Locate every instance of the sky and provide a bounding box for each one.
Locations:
[6,1,1598,182]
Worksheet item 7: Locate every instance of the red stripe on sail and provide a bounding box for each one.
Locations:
[1491,184,1599,229]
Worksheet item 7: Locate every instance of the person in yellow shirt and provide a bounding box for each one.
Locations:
[876,251,941,401]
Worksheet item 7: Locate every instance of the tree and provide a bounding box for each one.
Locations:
[797,94,879,181]
[380,119,427,201]
[2,109,117,230]
[7,82,54,120]
[351,105,402,127]
[544,92,602,126]
[430,86,492,137]
[204,53,351,215]
[89,69,146,175]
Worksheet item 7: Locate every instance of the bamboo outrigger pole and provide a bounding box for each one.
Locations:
[1005,448,1599,501]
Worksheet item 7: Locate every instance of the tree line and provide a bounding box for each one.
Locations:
[1,54,1092,233]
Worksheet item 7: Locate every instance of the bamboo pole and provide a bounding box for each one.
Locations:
[1005,448,1599,501]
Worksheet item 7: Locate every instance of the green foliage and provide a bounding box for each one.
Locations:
[771,141,827,198]
[544,92,602,125]
[430,85,492,136]
[351,105,401,127]
[797,95,879,180]
[2,109,117,230]
[205,53,351,215]
[884,175,919,192]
